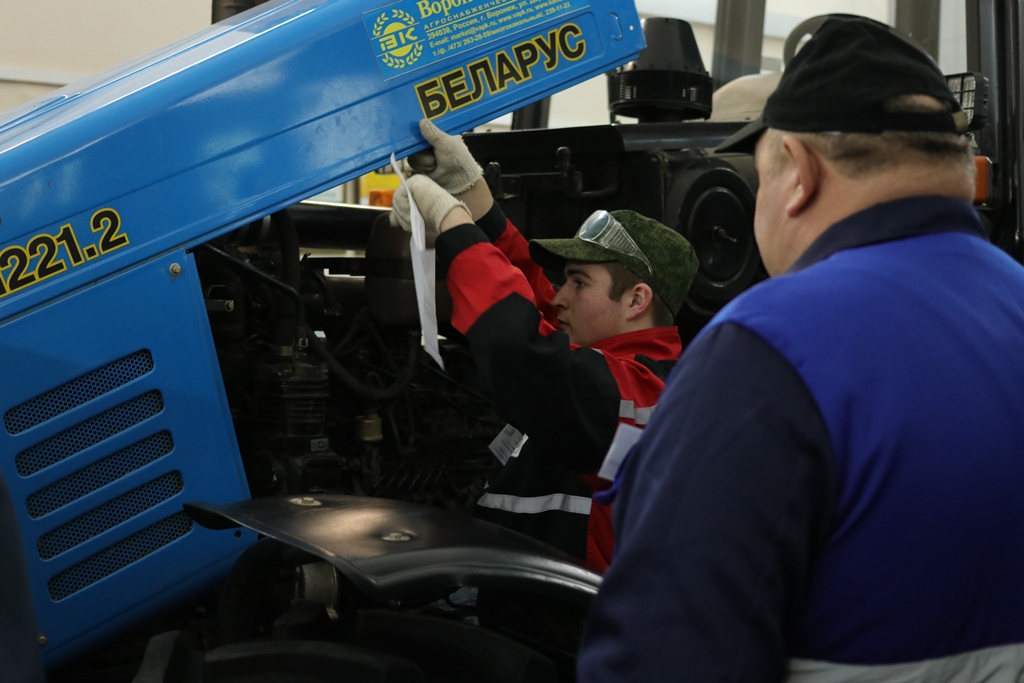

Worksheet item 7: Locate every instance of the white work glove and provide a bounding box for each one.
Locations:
[407,118,483,195]
[390,174,469,233]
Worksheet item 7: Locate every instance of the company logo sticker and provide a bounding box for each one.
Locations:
[370,9,424,70]
[364,0,588,80]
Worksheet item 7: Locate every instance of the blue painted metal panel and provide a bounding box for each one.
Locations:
[0,0,644,322]
[0,250,254,665]
[0,0,642,666]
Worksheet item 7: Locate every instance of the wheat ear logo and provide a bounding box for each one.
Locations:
[373,9,423,69]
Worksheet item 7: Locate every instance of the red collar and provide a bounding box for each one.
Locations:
[589,326,682,360]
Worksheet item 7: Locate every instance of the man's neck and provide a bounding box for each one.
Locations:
[786,164,974,272]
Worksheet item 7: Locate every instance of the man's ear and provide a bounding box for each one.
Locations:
[780,134,821,216]
[625,283,654,321]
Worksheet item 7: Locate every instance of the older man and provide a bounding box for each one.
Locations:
[577,17,1024,682]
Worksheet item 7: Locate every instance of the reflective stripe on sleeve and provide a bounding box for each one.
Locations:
[788,641,1024,683]
[619,400,656,426]
[477,492,593,515]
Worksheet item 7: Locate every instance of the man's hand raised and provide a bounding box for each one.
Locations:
[408,119,493,220]
[390,174,472,234]
[408,119,482,195]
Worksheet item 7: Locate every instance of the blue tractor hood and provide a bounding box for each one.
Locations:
[0,0,644,320]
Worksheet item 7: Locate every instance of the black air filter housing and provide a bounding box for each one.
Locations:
[608,18,713,123]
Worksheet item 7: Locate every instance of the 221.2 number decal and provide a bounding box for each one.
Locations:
[0,208,130,298]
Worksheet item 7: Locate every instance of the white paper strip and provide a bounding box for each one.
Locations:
[390,153,445,370]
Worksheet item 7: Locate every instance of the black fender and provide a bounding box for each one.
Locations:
[185,494,601,607]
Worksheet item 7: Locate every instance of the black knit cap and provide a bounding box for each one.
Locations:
[528,210,698,317]
[716,16,967,155]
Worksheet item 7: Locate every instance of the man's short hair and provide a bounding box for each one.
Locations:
[604,261,676,327]
[776,95,975,179]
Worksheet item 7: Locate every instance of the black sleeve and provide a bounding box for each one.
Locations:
[474,200,508,241]
[466,294,621,474]
[577,322,836,683]
[436,219,618,474]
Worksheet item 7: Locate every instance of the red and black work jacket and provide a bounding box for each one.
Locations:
[434,203,682,572]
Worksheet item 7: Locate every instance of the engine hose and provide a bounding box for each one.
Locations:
[306,324,420,402]
[330,306,371,358]
[197,243,305,346]
[365,311,403,375]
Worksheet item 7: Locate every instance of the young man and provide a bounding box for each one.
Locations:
[391,122,697,572]
[577,17,1024,681]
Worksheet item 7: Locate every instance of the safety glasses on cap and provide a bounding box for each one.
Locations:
[575,210,653,275]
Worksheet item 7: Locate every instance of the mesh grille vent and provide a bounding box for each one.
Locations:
[15,391,164,477]
[47,511,193,601]
[36,472,184,560]
[26,431,174,519]
[5,351,154,435]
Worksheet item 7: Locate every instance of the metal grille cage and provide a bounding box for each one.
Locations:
[36,471,184,560]
[15,391,165,477]
[4,351,154,435]
[25,431,175,519]
[46,511,193,601]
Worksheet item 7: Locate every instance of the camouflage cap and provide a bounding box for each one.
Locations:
[529,210,698,316]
